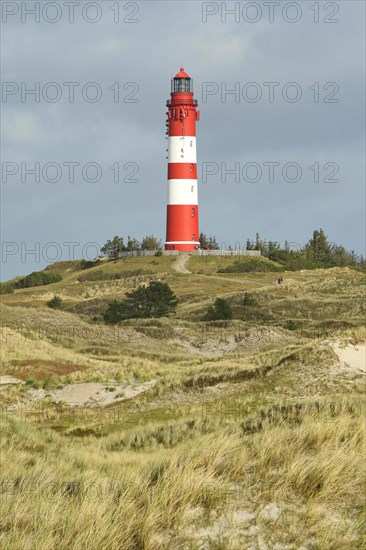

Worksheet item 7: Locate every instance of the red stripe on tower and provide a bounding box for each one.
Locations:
[165,68,200,251]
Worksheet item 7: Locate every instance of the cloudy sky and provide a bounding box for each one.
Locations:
[1,0,365,280]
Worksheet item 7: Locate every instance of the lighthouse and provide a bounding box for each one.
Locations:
[165,68,200,251]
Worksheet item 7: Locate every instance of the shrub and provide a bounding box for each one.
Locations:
[43,377,56,390]
[15,271,62,288]
[204,298,233,321]
[103,281,178,323]
[242,292,258,306]
[0,283,14,294]
[218,257,284,273]
[47,295,63,309]
[284,320,298,331]
[79,259,102,270]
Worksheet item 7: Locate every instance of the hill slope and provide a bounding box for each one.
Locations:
[0,257,365,549]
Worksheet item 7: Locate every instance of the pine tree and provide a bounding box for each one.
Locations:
[104,282,178,323]
[208,236,219,250]
[126,236,140,251]
[101,236,126,260]
[305,229,333,265]
[203,298,233,321]
[199,233,208,248]
[141,235,162,250]
[246,238,254,250]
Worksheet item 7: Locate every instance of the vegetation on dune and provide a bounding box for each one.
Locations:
[218,256,284,273]
[0,395,364,549]
[0,282,14,294]
[78,259,103,270]
[77,268,150,283]
[103,281,178,323]
[13,270,63,289]
[246,228,365,270]
[203,298,233,321]
[47,295,63,309]
[242,292,258,306]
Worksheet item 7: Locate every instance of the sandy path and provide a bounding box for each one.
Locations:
[173,254,192,274]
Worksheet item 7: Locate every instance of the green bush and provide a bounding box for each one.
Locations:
[242,292,258,306]
[0,283,14,294]
[284,320,298,331]
[218,257,284,273]
[47,295,63,309]
[204,298,233,321]
[104,281,178,323]
[79,259,102,270]
[15,271,62,288]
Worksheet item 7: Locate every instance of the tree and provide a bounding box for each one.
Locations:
[267,240,280,260]
[208,236,220,250]
[104,281,178,323]
[47,295,63,309]
[349,250,359,266]
[255,232,263,252]
[246,238,254,251]
[199,233,219,250]
[126,236,141,251]
[199,233,208,248]
[305,229,333,265]
[141,235,162,251]
[101,236,126,260]
[103,300,133,324]
[203,298,233,321]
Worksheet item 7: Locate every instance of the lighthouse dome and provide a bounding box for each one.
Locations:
[175,67,190,79]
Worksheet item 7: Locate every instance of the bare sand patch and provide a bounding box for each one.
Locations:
[0,375,24,385]
[332,342,366,374]
[26,380,157,407]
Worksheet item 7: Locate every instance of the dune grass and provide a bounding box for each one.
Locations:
[0,258,365,548]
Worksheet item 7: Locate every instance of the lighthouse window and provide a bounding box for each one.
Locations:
[191,208,195,217]
[173,78,191,93]
[190,164,193,172]
[192,234,196,241]
[191,186,194,192]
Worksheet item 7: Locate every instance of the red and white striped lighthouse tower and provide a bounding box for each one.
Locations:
[165,68,200,251]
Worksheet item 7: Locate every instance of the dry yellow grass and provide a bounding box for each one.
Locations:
[0,259,365,548]
[1,395,364,549]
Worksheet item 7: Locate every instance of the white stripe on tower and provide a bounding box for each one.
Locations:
[167,179,198,205]
[168,137,197,164]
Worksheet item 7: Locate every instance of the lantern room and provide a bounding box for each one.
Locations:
[171,67,193,93]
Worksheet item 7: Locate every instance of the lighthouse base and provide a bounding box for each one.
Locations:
[165,241,200,252]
